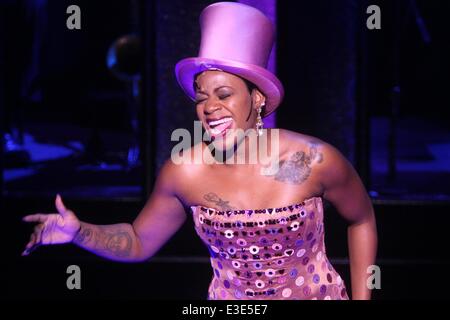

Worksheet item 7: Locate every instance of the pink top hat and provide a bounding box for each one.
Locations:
[175,2,284,117]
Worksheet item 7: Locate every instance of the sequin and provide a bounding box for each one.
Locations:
[296,248,306,257]
[302,257,310,265]
[191,197,348,300]
[210,245,220,253]
[295,276,305,286]
[316,251,323,261]
[272,243,282,251]
[255,280,265,289]
[313,274,320,284]
[265,269,276,277]
[327,273,333,283]
[290,221,300,231]
[282,288,292,298]
[227,246,237,254]
[284,249,294,257]
[245,289,255,297]
[275,259,285,266]
[320,285,327,295]
[224,230,234,239]
[249,245,260,254]
[287,268,297,278]
[303,285,312,296]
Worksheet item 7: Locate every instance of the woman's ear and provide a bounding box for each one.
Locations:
[251,88,266,110]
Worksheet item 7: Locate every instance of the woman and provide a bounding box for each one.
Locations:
[22,2,377,300]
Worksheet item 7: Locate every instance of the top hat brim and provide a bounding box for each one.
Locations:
[175,57,284,117]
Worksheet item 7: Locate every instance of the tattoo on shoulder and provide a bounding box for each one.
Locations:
[270,141,324,185]
[203,192,236,211]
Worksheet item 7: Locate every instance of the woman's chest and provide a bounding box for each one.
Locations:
[182,165,323,210]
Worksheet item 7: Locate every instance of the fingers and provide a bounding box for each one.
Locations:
[55,194,69,217]
[22,224,44,256]
[22,214,49,223]
[34,224,44,246]
[22,232,40,256]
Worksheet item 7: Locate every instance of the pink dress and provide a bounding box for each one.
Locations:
[190,196,349,300]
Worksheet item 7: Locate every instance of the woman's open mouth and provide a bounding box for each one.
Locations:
[207,117,234,138]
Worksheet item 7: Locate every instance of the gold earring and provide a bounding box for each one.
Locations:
[256,103,264,136]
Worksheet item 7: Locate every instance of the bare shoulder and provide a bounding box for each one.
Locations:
[278,128,327,158]
[278,128,352,184]
[157,143,206,190]
[279,128,323,147]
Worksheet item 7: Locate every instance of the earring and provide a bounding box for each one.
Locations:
[256,103,264,136]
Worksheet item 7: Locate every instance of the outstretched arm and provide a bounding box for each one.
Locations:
[318,143,378,300]
[23,158,188,263]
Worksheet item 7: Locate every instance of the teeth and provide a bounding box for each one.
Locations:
[208,117,232,126]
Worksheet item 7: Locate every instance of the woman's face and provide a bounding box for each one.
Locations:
[194,70,265,151]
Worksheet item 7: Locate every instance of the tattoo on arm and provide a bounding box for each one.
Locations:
[74,227,93,244]
[203,192,236,211]
[269,141,324,185]
[74,225,132,258]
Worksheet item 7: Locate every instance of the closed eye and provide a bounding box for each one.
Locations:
[195,98,206,104]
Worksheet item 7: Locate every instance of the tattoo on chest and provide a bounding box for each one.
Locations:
[270,142,323,185]
[203,192,236,211]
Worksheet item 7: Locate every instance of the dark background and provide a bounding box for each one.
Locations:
[1,0,449,300]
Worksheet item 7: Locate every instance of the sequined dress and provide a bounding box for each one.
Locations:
[190,196,349,300]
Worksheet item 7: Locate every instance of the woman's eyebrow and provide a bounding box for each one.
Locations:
[196,86,232,95]
[214,86,233,92]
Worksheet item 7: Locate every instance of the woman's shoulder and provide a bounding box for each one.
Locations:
[277,128,326,150]
[277,128,346,168]
[160,143,208,177]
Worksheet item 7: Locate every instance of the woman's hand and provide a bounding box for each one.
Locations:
[22,194,81,256]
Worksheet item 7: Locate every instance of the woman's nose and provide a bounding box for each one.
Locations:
[204,100,222,114]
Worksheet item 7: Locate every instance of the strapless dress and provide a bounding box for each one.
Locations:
[190,196,349,300]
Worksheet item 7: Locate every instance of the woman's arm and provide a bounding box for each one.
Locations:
[72,222,142,262]
[318,143,378,300]
[73,158,188,262]
[23,158,188,263]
